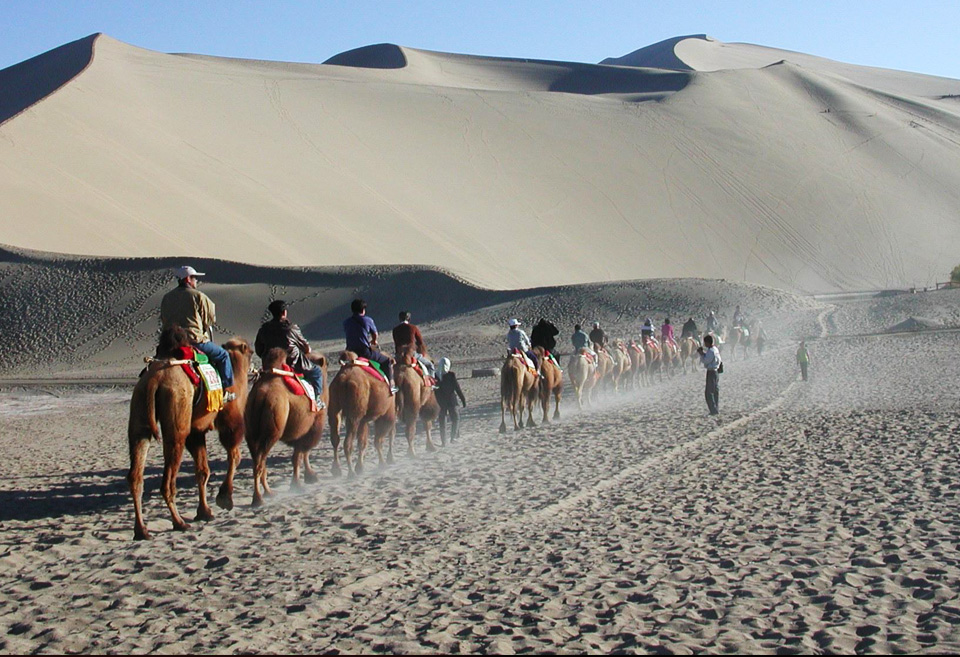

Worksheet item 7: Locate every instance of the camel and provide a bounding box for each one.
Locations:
[532,346,562,422]
[726,326,750,360]
[127,328,252,540]
[679,336,700,373]
[660,337,680,375]
[499,351,538,432]
[567,349,597,410]
[594,348,615,394]
[245,348,329,507]
[627,339,646,388]
[641,336,662,382]
[609,340,632,392]
[395,345,441,455]
[328,351,397,476]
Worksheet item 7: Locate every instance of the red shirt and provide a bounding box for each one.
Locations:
[392,322,426,354]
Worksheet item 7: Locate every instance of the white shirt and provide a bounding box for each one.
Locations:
[507,328,531,352]
[700,346,721,371]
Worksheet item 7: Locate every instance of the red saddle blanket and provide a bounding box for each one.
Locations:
[629,343,643,354]
[350,357,388,384]
[272,363,307,396]
[173,347,201,386]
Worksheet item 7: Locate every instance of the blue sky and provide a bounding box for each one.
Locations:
[4,0,959,79]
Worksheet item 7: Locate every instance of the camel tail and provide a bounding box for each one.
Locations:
[145,374,162,441]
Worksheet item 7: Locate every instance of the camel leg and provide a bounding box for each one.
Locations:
[251,450,266,508]
[406,420,417,457]
[354,422,369,475]
[424,420,437,453]
[499,395,508,434]
[525,388,538,428]
[541,388,550,424]
[302,449,319,484]
[374,416,394,467]
[554,389,561,421]
[216,443,241,511]
[186,432,215,522]
[128,436,151,541]
[291,448,303,491]
[161,435,189,532]
[329,413,343,478]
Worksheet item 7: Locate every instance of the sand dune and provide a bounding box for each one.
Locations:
[1,34,959,291]
[604,34,960,98]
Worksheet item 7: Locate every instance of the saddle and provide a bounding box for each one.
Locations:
[510,349,539,377]
[265,363,319,412]
[163,346,225,412]
[629,343,643,355]
[340,356,389,385]
[643,337,662,358]
[407,359,437,388]
[577,348,596,364]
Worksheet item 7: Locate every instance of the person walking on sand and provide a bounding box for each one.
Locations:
[697,333,722,416]
[435,357,466,443]
[160,265,236,402]
[796,340,810,381]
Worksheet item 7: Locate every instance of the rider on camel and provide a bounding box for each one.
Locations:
[255,299,325,408]
[681,317,700,345]
[507,318,539,370]
[661,318,677,350]
[160,265,236,403]
[641,317,656,344]
[589,321,607,354]
[392,311,436,378]
[343,298,397,394]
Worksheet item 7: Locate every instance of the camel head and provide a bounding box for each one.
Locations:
[338,350,359,366]
[262,347,288,370]
[307,352,327,370]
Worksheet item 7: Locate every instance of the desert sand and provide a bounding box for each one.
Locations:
[3,31,960,655]
[2,269,960,653]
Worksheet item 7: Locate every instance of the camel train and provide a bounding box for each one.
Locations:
[127,313,749,539]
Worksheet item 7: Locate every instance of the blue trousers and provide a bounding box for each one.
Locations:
[195,341,234,388]
[301,365,324,398]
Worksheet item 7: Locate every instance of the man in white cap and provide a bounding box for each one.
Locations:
[160,265,235,402]
[506,318,538,369]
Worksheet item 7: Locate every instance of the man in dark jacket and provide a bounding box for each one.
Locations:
[589,321,607,353]
[681,317,700,344]
[255,300,324,406]
[530,318,560,353]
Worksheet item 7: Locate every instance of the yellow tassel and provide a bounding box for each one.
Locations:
[207,388,224,413]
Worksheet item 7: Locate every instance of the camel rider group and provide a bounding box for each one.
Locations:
[160,268,441,403]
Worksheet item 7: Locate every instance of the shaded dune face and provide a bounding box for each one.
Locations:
[0,34,97,125]
[324,43,408,69]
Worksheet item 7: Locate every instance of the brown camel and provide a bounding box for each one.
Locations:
[679,336,700,373]
[567,349,597,410]
[610,341,632,392]
[245,348,329,507]
[594,348,615,394]
[660,337,680,375]
[499,351,538,432]
[628,339,646,388]
[642,336,662,382]
[395,345,441,455]
[328,351,397,476]
[127,328,252,540]
[532,346,563,422]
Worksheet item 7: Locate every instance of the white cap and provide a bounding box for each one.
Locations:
[508,318,520,327]
[593,321,600,327]
[174,265,205,279]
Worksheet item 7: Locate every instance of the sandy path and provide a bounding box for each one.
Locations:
[2,308,960,653]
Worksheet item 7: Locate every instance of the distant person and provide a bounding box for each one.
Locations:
[681,317,700,345]
[697,334,722,416]
[705,310,720,336]
[254,300,324,407]
[589,321,607,353]
[160,265,235,402]
[392,311,435,377]
[571,323,595,358]
[343,298,396,393]
[661,318,677,349]
[732,305,744,328]
[796,340,810,381]
[506,318,538,369]
[530,318,560,354]
[641,317,655,342]
[435,357,466,443]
